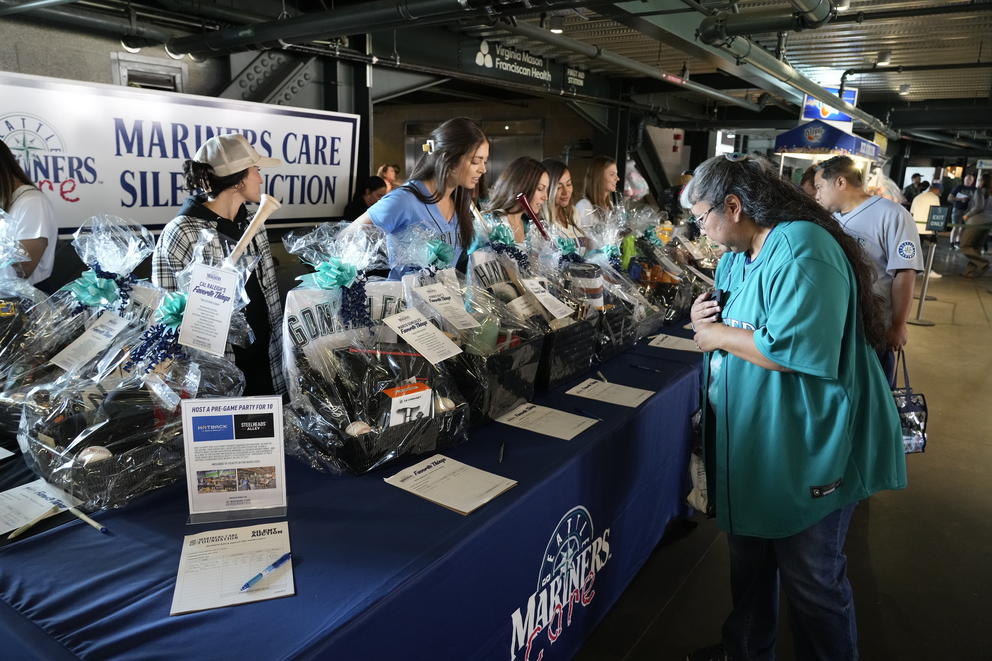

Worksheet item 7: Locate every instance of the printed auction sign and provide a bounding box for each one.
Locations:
[0,71,359,232]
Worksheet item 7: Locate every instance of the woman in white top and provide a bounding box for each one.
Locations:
[541,159,590,254]
[0,139,57,287]
[574,155,620,230]
[482,157,549,250]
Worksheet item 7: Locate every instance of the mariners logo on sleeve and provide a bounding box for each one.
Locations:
[897,241,918,260]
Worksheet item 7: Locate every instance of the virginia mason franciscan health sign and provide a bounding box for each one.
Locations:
[0,71,359,232]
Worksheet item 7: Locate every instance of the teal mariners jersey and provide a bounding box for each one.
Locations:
[703,221,906,538]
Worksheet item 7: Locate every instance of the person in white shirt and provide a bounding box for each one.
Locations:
[541,159,590,254]
[0,139,57,286]
[814,155,924,384]
[910,181,941,232]
[575,155,619,230]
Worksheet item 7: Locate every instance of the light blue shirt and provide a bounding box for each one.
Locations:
[366,180,462,277]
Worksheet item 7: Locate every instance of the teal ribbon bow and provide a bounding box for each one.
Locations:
[155,292,187,330]
[642,227,662,246]
[426,239,454,268]
[489,224,515,246]
[556,237,578,256]
[63,269,119,308]
[589,245,620,259]
[298,257,358,290]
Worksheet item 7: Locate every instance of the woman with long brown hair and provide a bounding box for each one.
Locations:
[352,117,489,276]
[575,155,619,228]
[0,139,57,287]
[540,159,589,254]
[482,157,549,249]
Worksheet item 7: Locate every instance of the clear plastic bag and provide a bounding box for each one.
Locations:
[399,226,544,423]
[18,350,243,510]
[282,223,469,474]
[0,216,164,445]
[15,229,250,510]
[0,213,46,448]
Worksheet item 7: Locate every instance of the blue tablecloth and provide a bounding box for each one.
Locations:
[0,339,700,661]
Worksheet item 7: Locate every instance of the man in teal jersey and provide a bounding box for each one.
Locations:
[681,154,906,661]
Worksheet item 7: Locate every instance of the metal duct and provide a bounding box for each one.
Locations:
[502,19,763,112]
[0,1,177,42]
[701,34,897,138]
[0,0,77,17]
[163,0,488,56]
[839,62,992,95]
[699,0,834,44]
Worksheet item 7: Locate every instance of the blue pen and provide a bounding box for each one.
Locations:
[240,552,292,592]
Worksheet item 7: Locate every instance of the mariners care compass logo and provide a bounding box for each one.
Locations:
[0,113,65,164]
[0,112,97,193]
[509,506,612,660]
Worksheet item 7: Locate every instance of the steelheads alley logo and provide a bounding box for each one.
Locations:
[509,506,612,661]
[0,112,98,202]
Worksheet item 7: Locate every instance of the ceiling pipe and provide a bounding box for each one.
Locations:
[698,0,834,43]
[0,0,77,16]
[839,61,992,95]
[696,32,896,138]
[155,0,283,25]
[501,18,764,112]
[834,2,992,24]
[0,0,178,43]
[903,130,990,152]
[162,0,496,56]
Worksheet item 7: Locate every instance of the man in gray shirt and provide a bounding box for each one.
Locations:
[814,156,924,383]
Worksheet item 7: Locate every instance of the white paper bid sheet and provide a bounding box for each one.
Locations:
[566,378,654,408]
[649,333,703,353]
[179,263,240,357]
[495,403,598,440]
[384,455,516,515]
[170,521,294,615]
[0,479,78,535]
[383,308,462,365]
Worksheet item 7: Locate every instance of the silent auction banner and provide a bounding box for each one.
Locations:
[0,71,359,232]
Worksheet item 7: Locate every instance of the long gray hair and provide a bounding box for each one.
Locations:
[682,154,886,349]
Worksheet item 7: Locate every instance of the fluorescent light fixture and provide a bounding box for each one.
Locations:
[549,15,564,34]
[835,0,851,11]
[120,39,141,54]
[899,83,911,96]
[877,50,892,66]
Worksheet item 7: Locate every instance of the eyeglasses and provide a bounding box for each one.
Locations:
[691,201,723,227]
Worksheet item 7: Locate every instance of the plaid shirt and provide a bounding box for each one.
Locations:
[152,212,286,394]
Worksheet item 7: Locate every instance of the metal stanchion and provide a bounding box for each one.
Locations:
[908,238,937,327]
[914,233,937,301]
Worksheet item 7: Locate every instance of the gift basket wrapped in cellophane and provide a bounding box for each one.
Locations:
[16,229,250,510]
[398,226,543,423]
[654,224,723,322]
[0,213,46,449]
[496,216,600,390]
[281,223,469,475]
[551,203,663,362]
[0,215,165,448]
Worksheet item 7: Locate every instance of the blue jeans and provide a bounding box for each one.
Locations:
[722,503,859,661]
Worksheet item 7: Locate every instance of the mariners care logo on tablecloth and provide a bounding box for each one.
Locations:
[898,241,918,260]
[509,506,612,661]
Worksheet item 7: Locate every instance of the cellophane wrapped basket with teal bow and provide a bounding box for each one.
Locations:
[17,230,250,510]
[281,223,469,474]
[0,215,164,451]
